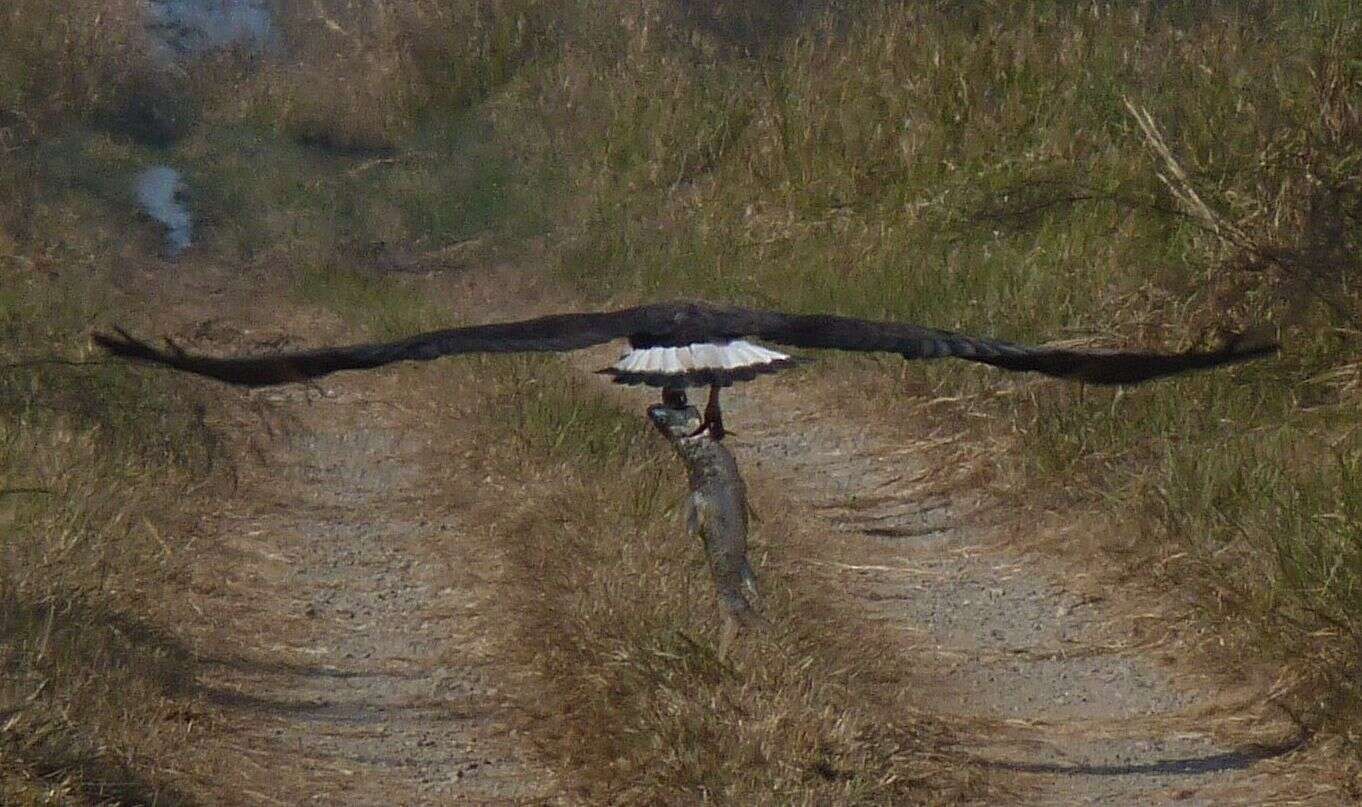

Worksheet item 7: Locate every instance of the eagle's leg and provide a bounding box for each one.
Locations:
[691,385,725,440]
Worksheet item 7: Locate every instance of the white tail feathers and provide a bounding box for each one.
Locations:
[613,340,791,377]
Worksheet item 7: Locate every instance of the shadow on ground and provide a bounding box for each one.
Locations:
[981,738,1307,778]
[0,594,199,806]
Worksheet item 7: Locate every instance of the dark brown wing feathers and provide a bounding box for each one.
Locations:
[94,309,652,387]
[94,301,1277,388]
[742,310,1278,385]
[964,341,1278,384]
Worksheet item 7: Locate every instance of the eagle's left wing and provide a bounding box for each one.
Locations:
[738,309,1277,385]
[94,307,657,387]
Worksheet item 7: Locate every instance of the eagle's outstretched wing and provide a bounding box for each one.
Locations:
[93,308,659,387]
[95,301,1277,388]
[736,308,1279,385]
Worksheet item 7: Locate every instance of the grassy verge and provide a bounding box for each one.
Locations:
[0,0,153,142]
[0,247,221,803]
[1,5,216,800]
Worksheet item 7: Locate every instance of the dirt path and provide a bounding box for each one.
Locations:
[708,383,1315,805]
[111,262,554,805]
[189,373,552,805]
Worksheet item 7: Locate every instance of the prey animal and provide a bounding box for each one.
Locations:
[648,396,762,627]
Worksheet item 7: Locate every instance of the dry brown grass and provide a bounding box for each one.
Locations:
[194,0,559,153]
[0,17,227,783]
[442,356,995,804]
[0,0,155,142]
[0,266,225,802]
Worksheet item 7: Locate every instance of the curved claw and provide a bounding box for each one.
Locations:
[689,385,726,440]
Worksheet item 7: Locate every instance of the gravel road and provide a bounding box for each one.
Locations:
[192,378,553,805]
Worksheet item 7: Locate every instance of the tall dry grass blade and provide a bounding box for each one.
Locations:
[1124,96,1251,251]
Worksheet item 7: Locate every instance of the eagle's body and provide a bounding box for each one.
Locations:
[94,299,1277,622]
[96,299,1277,439]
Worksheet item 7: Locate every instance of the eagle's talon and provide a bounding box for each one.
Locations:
[694,385,726,440]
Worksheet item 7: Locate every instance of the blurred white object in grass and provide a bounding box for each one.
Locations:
[147,0,274,57]
[135,166,191,257]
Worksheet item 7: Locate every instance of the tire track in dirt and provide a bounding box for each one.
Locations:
[706,383,1313,805]
[182,356,555,804]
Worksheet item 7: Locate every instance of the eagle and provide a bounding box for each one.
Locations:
[95,300,1276,437]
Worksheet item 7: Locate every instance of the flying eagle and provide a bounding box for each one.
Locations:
[95,301,1276,436]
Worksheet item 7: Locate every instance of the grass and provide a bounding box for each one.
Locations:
[462,356,991,803]
[0,266,222,802]
[1,5,219,799]
[0,78,228,798]
[9,0,1362,798]
[0,0,153,141]
[471,0,1362,745]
